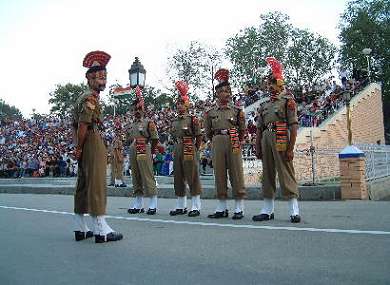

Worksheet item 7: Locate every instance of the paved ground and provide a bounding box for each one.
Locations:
[0,194,389,285]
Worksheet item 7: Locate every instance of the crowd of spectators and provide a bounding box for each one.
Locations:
[0,71,368,178]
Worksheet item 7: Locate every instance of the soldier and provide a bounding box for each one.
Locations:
[111,127,127,187]
[72,50,123,243]
[252,57,301,223]
[127,87,159,215]
[204,69,247,220]
[169,81,202,217]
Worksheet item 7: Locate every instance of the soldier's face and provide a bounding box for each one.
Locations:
[176,101,187,115]
[268,82,282,95]
[134,110,143,119]
[88,70,107,92]
[216,86,231,105]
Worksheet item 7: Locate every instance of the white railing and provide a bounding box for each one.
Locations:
[357,144,390,181]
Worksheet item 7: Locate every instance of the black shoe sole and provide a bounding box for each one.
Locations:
[188,210,200,217]
[127,208,145,214]
[252,213,275,222]
[74,231,94,241]
[169,209,188,216]
[95,233,123,243]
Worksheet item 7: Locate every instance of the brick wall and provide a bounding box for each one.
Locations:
[294,83,385,182]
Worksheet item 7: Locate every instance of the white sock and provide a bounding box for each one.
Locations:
[176,196,187,209]
[73,214,90,232]
[216,199,227,212]
[234,199,244,214]
[191,195,201,211]
[148,195,158,209]
[132,196,143,209]
[92,216,114,236]
[288,198,300,216]
[260,198,275,215]
[115,179,121,185]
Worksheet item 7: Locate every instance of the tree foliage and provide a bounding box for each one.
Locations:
[339,0,390,99]
[48,83,88,117]
[339,0,390,142]
[167,41,221,100]
[0,99,23,120]
[286,28,337,88]
[225,12,292,86]
[225,11,337,89]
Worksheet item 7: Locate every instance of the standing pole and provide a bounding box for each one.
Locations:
[211,64,215,100]
[346,92,352,145]
[310,128,316,185]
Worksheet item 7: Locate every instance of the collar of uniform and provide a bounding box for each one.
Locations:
[217,104,232,110]
[88,88,100,99]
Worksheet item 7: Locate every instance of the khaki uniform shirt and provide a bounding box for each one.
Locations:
[127,118,158,143]
[204,104,246,140]
[256,91,298,130]
[73,90,103,130]
[171,114,201,139]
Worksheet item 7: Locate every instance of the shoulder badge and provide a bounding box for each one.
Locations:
[287,99,296,111]
[85,95,97,110]
[148,120,157,131]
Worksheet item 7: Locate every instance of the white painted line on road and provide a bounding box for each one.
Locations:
[1,205,390,236]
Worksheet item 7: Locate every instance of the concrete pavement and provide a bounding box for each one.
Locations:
[0,194,389,285]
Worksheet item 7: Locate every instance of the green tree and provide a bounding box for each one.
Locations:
[48,83,88,117]
[0,99,23,120]
[338,0,390,142]
[286,28,337,88]
[167,41,221,100]
[225,11,292,87]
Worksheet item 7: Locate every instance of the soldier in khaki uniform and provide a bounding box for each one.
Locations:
[72,50,123,243]
[204,69,247,220]
[127,87,159,215]
[169,81,203,217]
[252,57,301,223]
[111,128,126,187]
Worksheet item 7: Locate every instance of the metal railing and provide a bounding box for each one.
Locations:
[357,144,390,181]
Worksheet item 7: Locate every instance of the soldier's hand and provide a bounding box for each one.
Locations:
[256,148,262,160]
[286,149,294,161]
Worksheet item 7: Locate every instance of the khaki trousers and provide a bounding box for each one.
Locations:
[211,135,246,199]
[74,131,107,216]
[173,143,202,197]
[261,130,299,199]
[129,143,157,197]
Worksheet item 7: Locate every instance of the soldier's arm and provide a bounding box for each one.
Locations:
[255,107,264,159]
[75,97,94,159]
[192,116,203,150]
[148,121,159,152]
[286,98,299,161]
[204,111,212,140]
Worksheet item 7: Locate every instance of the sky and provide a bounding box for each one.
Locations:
[0,0,349,116]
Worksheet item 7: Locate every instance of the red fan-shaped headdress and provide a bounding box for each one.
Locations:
[175,80,190,106]
[83,51,111,68]
[134,86,145,111]
[265,57,284,86]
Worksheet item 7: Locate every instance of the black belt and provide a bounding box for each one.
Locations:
[213,129,230,136]
[263,122,277,132]
[174,137,194,143]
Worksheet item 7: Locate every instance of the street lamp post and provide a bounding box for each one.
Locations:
[362,48,372,82]
[128,57,146,89]
[344,91,352,145]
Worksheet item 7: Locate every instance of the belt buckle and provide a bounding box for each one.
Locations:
[267,123,275,132]
[221,129,228,135]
